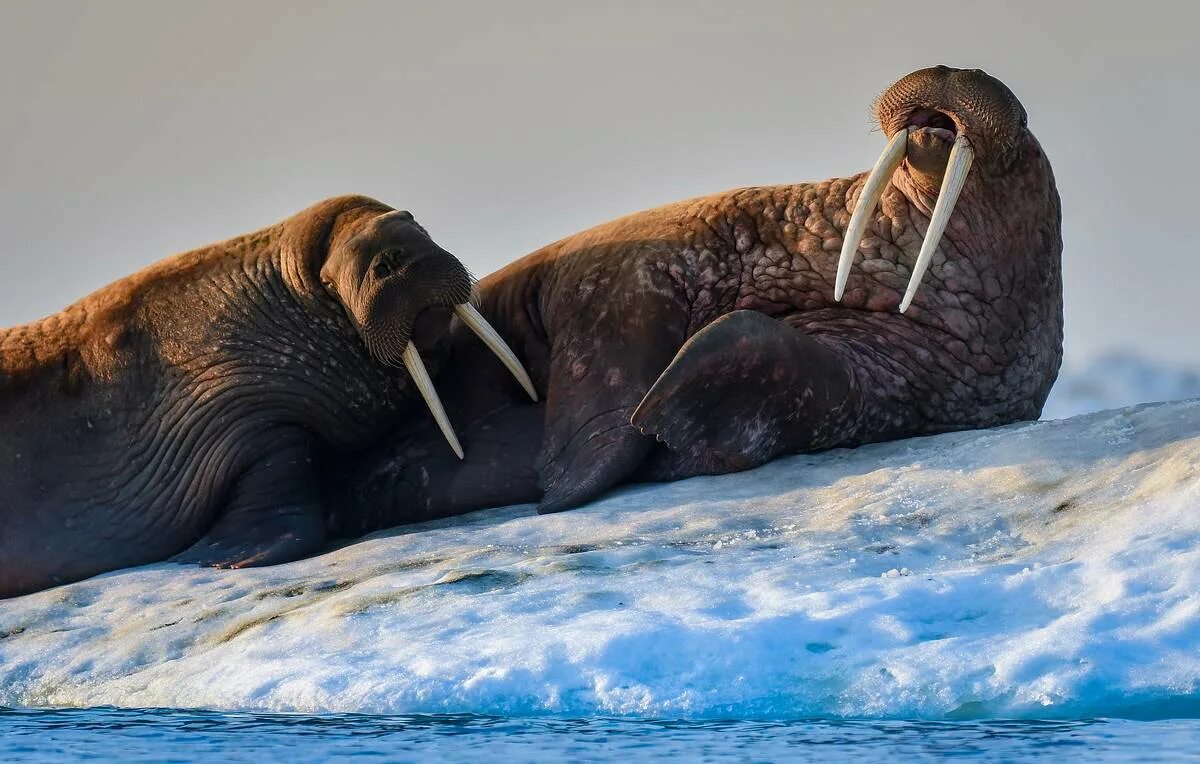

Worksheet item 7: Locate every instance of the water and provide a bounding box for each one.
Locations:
[0,708,1197,762]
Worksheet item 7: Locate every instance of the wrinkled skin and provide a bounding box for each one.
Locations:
[327,65,1063,531]
[0,195,470,597]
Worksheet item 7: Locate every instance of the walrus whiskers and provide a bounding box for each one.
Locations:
[402,343,464,459]
[834,129,975,313]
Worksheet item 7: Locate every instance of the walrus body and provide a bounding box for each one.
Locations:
[0,195,479,597]
[329,65,1063,530]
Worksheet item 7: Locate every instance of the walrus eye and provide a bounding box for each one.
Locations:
[372,249,406,279]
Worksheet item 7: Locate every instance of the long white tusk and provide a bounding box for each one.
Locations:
[454,302,538,402]
[402,343,464,459]
[834,127,908,301]
[898,135,974,314]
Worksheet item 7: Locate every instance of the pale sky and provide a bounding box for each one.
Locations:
[1,1,1196,364]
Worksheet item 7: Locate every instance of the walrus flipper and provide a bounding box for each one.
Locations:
[631,310,860,480]
[326,397,546,534]
[535,259,691,513]
[170,436,326,569]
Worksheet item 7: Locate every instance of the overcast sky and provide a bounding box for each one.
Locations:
[1,1,1196,365]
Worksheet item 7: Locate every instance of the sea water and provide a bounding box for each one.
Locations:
[2,708,1199,762]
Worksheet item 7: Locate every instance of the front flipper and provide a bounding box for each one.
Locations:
[170,435,326,569]
[536,256,690,513]
[632,310,859,480]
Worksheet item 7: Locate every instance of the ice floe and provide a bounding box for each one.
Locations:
[2,396,1200,719]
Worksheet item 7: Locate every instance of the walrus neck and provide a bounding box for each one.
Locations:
[122,235,404,454]
[235,260,404,447]
[713,147,1061,428]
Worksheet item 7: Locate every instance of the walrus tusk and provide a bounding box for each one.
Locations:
[454,303,539,402]
[399,304,536,459]
[899,135,974,313]
[402,343,464,459]
[834,128,908,302]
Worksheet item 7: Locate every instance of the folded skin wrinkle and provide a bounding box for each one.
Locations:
[837,120,976,312]
[0,195,534,597]
[834,128,908,301]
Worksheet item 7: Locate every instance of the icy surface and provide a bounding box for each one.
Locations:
[3,399,1200,719]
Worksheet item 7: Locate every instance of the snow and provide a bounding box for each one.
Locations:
[3,387,1200,719]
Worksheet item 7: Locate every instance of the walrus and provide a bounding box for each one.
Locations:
[326,65,1062,533]
[0,195,533,597]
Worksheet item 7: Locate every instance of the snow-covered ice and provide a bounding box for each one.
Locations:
[2,396,1200,719]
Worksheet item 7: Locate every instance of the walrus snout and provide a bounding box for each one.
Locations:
[835,65,1035,313]
[411,304,452,353]
[874,65,1027,167]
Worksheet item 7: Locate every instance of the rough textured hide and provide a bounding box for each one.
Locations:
[0,196,470,597]
[330,65,1062,529]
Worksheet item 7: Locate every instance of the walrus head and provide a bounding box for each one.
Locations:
[836,65,1034,312]
[320,209,468,364]
[318,206,537,458]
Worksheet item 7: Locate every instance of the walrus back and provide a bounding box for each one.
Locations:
[0,306,95,402]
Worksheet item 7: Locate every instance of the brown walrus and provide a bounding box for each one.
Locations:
[0,195,533,597]
[327,65,1063,533]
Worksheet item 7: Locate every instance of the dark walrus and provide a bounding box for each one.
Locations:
[328,65,1062,534]
[0,195,533,597]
